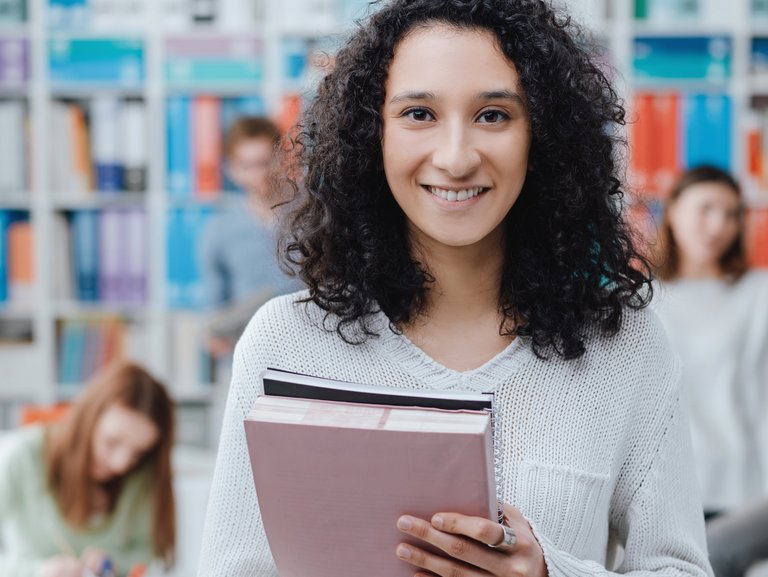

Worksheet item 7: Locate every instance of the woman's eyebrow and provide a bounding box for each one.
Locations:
[476,90,524,105]
[389,91,438,104]
[388,89,524,106]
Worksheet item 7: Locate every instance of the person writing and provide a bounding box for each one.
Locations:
[0,361,176,577]
[652,165,768,577]
[198,1,712,576]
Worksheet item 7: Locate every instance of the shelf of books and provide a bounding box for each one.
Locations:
[621,0,768,269]
[2,0,767,434]
[0,0,372,435]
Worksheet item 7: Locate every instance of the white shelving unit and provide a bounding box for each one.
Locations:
[2,0,766,429]
[0,0,365,432]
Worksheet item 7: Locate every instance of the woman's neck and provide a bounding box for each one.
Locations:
[401,230,514,371]
[676,259,724,280]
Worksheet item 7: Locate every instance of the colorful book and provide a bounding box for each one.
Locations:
[746,209,768,268]
[245,369,498,577]
[167,207,213,309]
[633,36,731,81]
[164,36,264,85]
[0,38,29,87]
[98,209,122,302]
[0,0,27,24]
[121,99,147,192]
[91,96,123,192]
[683,93,731,171]
[71,210,99,301]
[48,38,145,86]
[124,209,146,303]
[166,96,192,197]
[0,210,8,302]
[7,217,33,303]
[652,92,681,196]
[193,96,222,197]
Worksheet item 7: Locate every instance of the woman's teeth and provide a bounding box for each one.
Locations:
[427,186,485,202]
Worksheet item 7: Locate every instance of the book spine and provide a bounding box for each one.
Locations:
[7,218,33,303]
[121,99,147,192]
[91,96,124,193]
[652,92,680,197]
[125,209,146,303]
[166,96,192,197]
[98,208,121,302]
[193,96,222,197]
[0,210,8,303]
[72,210,100,301]
[629,92,655,196]
[70,103,93,192]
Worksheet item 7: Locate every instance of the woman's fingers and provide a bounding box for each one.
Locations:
[431,513,510,547]
[397,515,509,575]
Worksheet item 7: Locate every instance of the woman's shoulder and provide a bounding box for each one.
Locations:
[742,268,768,292]
[243,289,327,339]
[0,425,45,480]
[585,305,679,393]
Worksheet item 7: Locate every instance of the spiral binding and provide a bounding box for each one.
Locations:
[486,395,505,524]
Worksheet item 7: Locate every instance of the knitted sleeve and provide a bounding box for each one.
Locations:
[531,371,712,577]
[196,314,277,577]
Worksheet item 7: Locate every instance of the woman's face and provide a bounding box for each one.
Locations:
[381,24,531,252]
[90,404,159,483]
[667,181,741,269]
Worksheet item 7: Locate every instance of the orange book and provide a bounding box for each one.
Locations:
[652,92,680,199]
[7,220,34,303]
[629,92,656,197]
[70,104,94,193]
[746,208,768,269]
[193,96,222,198]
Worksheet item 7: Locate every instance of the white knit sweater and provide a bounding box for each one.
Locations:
[198,291,712,577]
[653,270,768,511]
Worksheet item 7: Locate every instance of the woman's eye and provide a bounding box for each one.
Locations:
[403,108,434,122]
[477,110,508,123]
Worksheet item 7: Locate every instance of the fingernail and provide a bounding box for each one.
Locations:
[397,516,413,530]
[432,515,444,529]
[396,544,412,559]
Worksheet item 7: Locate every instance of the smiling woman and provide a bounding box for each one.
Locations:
[199,2,713,577]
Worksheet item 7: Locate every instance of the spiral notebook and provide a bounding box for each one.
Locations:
[243,368,501,577]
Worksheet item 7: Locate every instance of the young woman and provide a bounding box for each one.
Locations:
[199,1,711,576]
[653,166,768,577]
[0,361,176,577]
[654,165,768,515]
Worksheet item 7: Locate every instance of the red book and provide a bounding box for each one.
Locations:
[652,92,680,199]
[629,93,657,197]
[746,208,768,269]
[193,96,222,198]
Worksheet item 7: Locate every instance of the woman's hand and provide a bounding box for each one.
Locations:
[80,547,112,575]
[39,555,83,577]
[396,503,547,577]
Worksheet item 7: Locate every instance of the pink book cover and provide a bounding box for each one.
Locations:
[244,396,497,577]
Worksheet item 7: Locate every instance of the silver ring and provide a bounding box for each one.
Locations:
[488,524,517,552]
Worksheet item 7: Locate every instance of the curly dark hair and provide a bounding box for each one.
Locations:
[282,0,653,359]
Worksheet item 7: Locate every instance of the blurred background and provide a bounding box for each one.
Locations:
[0,0,766,574]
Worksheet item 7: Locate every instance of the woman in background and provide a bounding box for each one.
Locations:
[653,165,768,576]
[0,361,176,577]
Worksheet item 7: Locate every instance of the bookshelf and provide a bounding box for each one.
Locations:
[0,0,370,438]
[1,0,767,436]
